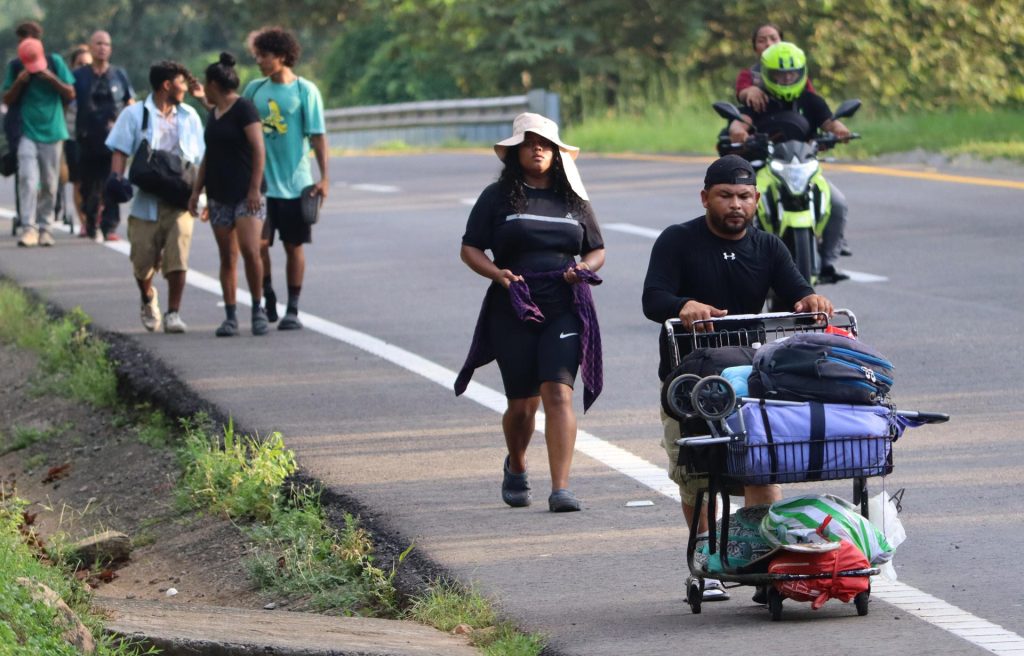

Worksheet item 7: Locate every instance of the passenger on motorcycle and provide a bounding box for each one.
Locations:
[728,41,851,283]
[735,23,815,113]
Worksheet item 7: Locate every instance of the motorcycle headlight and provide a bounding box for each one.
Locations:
[771,159,819,195]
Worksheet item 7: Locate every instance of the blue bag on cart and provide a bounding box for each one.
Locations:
[747,332,894,405]
[725,401,903,484]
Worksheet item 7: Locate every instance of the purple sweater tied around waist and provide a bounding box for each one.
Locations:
[454,268,603,412]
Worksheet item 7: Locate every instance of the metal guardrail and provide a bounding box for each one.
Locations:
[323,89,560,150]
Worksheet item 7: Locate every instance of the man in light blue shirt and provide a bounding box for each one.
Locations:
[243,26,328,331]
[106,60,205,334]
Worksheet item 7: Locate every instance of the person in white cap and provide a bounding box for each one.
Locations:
[456,112,605,513]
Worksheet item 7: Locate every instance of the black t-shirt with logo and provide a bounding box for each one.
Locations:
[463,182,603,314]
[203,98,263,204]
[642,216,813,379]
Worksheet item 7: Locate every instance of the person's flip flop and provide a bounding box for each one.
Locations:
[702,579,730,601]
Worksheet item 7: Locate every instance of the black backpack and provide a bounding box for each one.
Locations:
[664,345,756,435]
[747,332,894,405]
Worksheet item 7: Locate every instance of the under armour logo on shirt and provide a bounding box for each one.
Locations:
[723,252,736,260]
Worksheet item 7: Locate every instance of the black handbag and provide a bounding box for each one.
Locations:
[128,107,196,209]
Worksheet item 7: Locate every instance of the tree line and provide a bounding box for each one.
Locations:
[3,0,1020,118]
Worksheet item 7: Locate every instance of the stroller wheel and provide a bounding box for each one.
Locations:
[661,373,701,420]
[691,376,737,421]
[768,587,783,621]
[855,590,870,616]
[686,577,703,615]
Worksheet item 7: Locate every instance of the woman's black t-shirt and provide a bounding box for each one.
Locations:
[203,97,262,204]
[462,182,603,314]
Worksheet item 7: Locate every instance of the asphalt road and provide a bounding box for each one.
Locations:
[2,150,1023,656]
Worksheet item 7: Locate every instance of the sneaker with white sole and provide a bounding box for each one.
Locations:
[38,231,55,247]
[140,289,161,332]
[163,311,187,334]
[17,228,38,247]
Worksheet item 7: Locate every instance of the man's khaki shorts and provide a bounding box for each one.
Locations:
[660,405,744,507]
[128,205,194,280]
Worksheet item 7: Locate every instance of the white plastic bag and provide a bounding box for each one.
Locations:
[867,492,906,580]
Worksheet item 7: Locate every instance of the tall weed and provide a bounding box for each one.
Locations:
[176,419,296,522]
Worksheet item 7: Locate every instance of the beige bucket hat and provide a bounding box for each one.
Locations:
[494,112,589,201]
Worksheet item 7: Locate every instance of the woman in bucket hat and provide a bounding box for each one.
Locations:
[455,112,605,512]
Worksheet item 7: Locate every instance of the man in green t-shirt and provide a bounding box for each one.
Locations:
[2,21,75,247]
[242,27,328,331]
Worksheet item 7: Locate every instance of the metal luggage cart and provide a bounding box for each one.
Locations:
[660,310,949,619]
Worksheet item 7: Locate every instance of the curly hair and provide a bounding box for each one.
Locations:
[252,27,301,67]
[149,60,194,92]
[496,145,587,218]
[15,21,42,40]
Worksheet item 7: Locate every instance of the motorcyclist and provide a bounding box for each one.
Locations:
[735,23,815,113]
[727,41,851,283]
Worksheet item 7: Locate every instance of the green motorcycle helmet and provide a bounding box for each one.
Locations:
[761,41,807,102]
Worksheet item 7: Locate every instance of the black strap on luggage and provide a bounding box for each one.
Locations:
[807,402,827,480]
[758,400,778,484]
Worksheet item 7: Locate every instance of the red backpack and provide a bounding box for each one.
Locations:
[767,516,871,610]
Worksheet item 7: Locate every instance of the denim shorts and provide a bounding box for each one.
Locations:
[208,197,267,228]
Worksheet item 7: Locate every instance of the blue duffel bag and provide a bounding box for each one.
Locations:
[747,332,894,405]
[725,401,905,484]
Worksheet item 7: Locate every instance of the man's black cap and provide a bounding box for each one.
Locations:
[704,154,756,189]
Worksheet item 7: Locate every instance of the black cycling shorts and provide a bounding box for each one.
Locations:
[263,197,312,246]
[487,295,581,399]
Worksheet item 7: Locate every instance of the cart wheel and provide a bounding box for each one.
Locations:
[691,376,737,421]
[855,590,870,616]
[686,577,703,615]
[767,587,783,621]
[661,373,701,420]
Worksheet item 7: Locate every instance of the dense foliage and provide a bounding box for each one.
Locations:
[1,0,1019,116]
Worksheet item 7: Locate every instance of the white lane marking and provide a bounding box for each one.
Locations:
[604,222,662,239]
[603,222,890,283]
[872,579,1024,653]
[351,183,400,193]
[0,208,15,220]
[846,269,889,283]
[461,198,477,206]
[10,212,1013,654]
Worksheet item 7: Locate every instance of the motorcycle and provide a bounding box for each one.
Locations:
[712,99,861,288]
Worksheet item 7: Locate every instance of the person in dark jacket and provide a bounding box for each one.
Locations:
[642,154,832,599]
[457,113,605,513]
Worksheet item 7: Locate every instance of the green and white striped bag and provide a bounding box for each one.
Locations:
[759,494,895,565]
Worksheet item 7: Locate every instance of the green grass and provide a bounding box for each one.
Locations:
[135,406,173,448]
[0,423,70,455]
[407,581,545,656]
[0,281,546,653]
[0,283,118,407]
[245,488,406,615]
[176,418,297,522]
[563,90,1024,163]
[0,493,154,656]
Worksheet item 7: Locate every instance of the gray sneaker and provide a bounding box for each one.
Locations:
[277,313,303,330]
[251,307,270,336]
[548,488,581,512]
[215,318,239,337]
[38,231,55,247]
[501,456,531,507]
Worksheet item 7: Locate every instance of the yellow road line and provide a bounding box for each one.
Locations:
[595,154,1023,190]
[825,163,1024,190]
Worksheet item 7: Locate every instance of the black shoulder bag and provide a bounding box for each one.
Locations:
[128,106,196,209]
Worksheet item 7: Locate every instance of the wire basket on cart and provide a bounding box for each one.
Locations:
[660,310,948,619]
